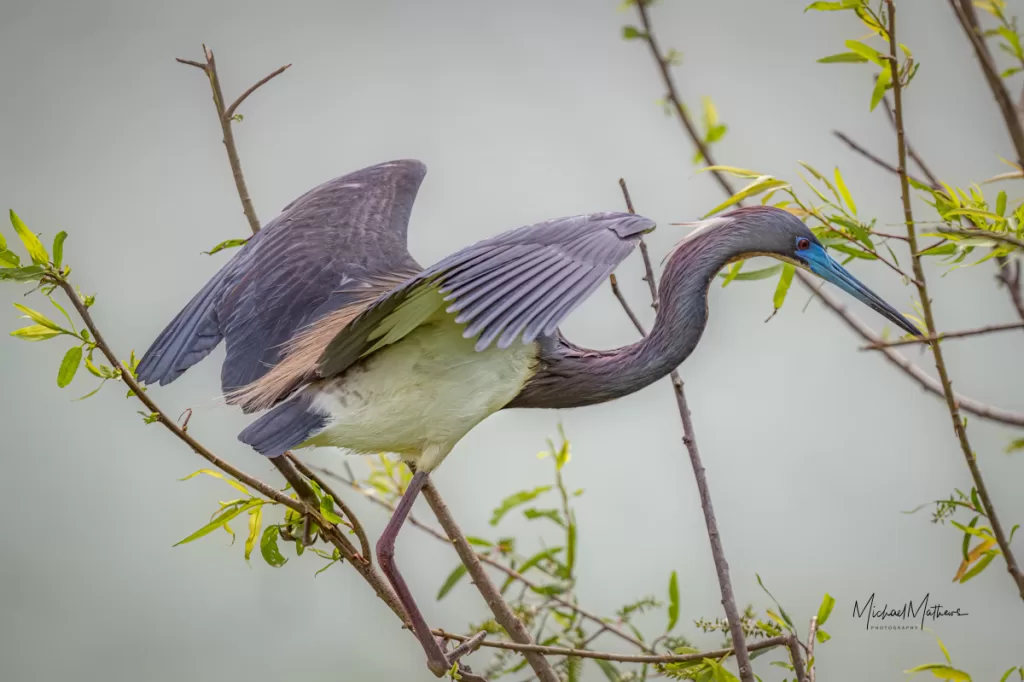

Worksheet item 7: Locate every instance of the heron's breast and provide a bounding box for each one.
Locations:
[307,313,539,460]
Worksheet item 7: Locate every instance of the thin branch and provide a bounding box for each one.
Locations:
[806,617,818,682]
[432,630,789,665]
[888,0,1024,600]
[633,2,738,200]
[995,256,1024,323]
[288,453,371,562]
[421,479,560,682]
[315,465,655,654]
[617,176,755,682]
[832,130,931,188]
[176,45,262,235]
[938,226,1024,250]
[224,63,292,120]
[787,635,810,682]
[949,0,1024,167]
[609,273,647,335]
[797,269,1024,426]
[860,321,1024,349]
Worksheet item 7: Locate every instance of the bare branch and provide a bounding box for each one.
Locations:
[938,226,1024,250]
[860,321,1024,349]
[881,96,942,189]
[609,273,647,335]
[421,479,560,682]
[806,617,818,682]
[787,635,810,682]
[617,177,755,682]
[224,63,292,120]
[833,130,931,188]
[288,453,371,562]
[433,630,789,665]
[177,45,262,235]
[888,0,1024,600]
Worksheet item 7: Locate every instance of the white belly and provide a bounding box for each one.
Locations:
[304,312,538,471]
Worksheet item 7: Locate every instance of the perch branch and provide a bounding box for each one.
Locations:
[618,175,755,682]
[421,479,560,682]
[224,64,292,120]
[887,0,1024,600]
[860,321,1024,349]
[288,453,371,562]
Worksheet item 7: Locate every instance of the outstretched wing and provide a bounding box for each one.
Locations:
[318,211,655,377]
[135,159,427,394]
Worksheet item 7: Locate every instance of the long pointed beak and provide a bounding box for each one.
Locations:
[802,243,924,337]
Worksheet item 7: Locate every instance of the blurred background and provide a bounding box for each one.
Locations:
[2,0,1022,680]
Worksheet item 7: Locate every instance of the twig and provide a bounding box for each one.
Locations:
[806,617,818,682]
[288,453,371,562]
[617,176,755,682]
[432,630,789,665]
[421,479,560,682]
[609,273,647,335]
[316,466,654,654]
[633,2,738,200]
[787,635,810,682]
[937,226,1024,250]
[176,45,274,235]
[881,96,942,189]
[797,269,1024,426]
[832,130,930,188]
[949,0,1024,167]
[224,64,292,120]
[995,257,1024,323]
[887,0,1024,600]
[860,321,1024,349]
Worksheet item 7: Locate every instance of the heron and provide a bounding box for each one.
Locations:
[136,159,920,677]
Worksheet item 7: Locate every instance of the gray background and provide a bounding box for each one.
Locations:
[2,0,1022,680]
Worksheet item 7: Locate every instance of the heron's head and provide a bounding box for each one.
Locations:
[695,206,923,337]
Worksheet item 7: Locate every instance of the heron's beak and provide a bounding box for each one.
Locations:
[801,243,924,337]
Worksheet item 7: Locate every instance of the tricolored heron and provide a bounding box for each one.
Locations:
[137,159,920,677]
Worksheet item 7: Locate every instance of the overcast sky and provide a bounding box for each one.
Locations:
[2,1,1023,680]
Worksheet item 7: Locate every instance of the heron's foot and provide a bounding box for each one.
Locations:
[427,631,488,681]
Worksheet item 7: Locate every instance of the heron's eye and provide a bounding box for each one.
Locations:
[796,237,811,251]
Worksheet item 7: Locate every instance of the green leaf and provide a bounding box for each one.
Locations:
[756,573,795,630]
[996,191,1007,217]
[816,629,831,643]
[13,303,63,332]
[773,264,795,309]
[203,238,249,256]
[698,165,764,179]
[260,525,288,567]
[718,264,783,283]
[52,231,67,269]
[0,264,45,282]
[9,210,49,265]
[667,570,680,631]
[818,51,869,63]
[245,505,263,561]
[465,536,493,547]
[437,564,468,600]
[320,494,344,524]
[57,346,82,387]
[804,0,860,10]
[523,507,565,526]
[904,663,972,681]
[179,468,251,496]
[834,167,857,215]
[518,547,564,575]
[870,66,892,111]
[999,667,1020,682]
[0,249,19,267]
[701,176,789,218]
[10,324,61,341]
[845,39,884,66]
[815,593,836,626]
[622,25,647,40]
[490,485,552,525]
[595,660,623,682]
[174,499,261,546]
[959,550,998,583]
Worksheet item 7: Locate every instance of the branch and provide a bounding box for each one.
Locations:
[176,45,266,235]
[617,176,755,682]
[832,130,931,188]
[288,453,371,562]
[608,273,646,335]
[805,617,818,682]
[315,465,655,654]
[948,0,1024,167]
[421,480,560,682]
[882,96,942,189]
[224,63,292,120]
[797,269,1024,426]
[938,226,1024,250]
[432,630,790,665]
[887,0,1024,600]
[860,321,1024,349]
[787,635,810,682]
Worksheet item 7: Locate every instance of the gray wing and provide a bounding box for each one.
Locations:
[136,159,427,393]
[318,212,656,377]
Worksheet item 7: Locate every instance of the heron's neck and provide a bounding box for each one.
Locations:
[513,230,741,409]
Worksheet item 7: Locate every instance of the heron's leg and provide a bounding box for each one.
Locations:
[270,455,317,546]
[377,469,485,680]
